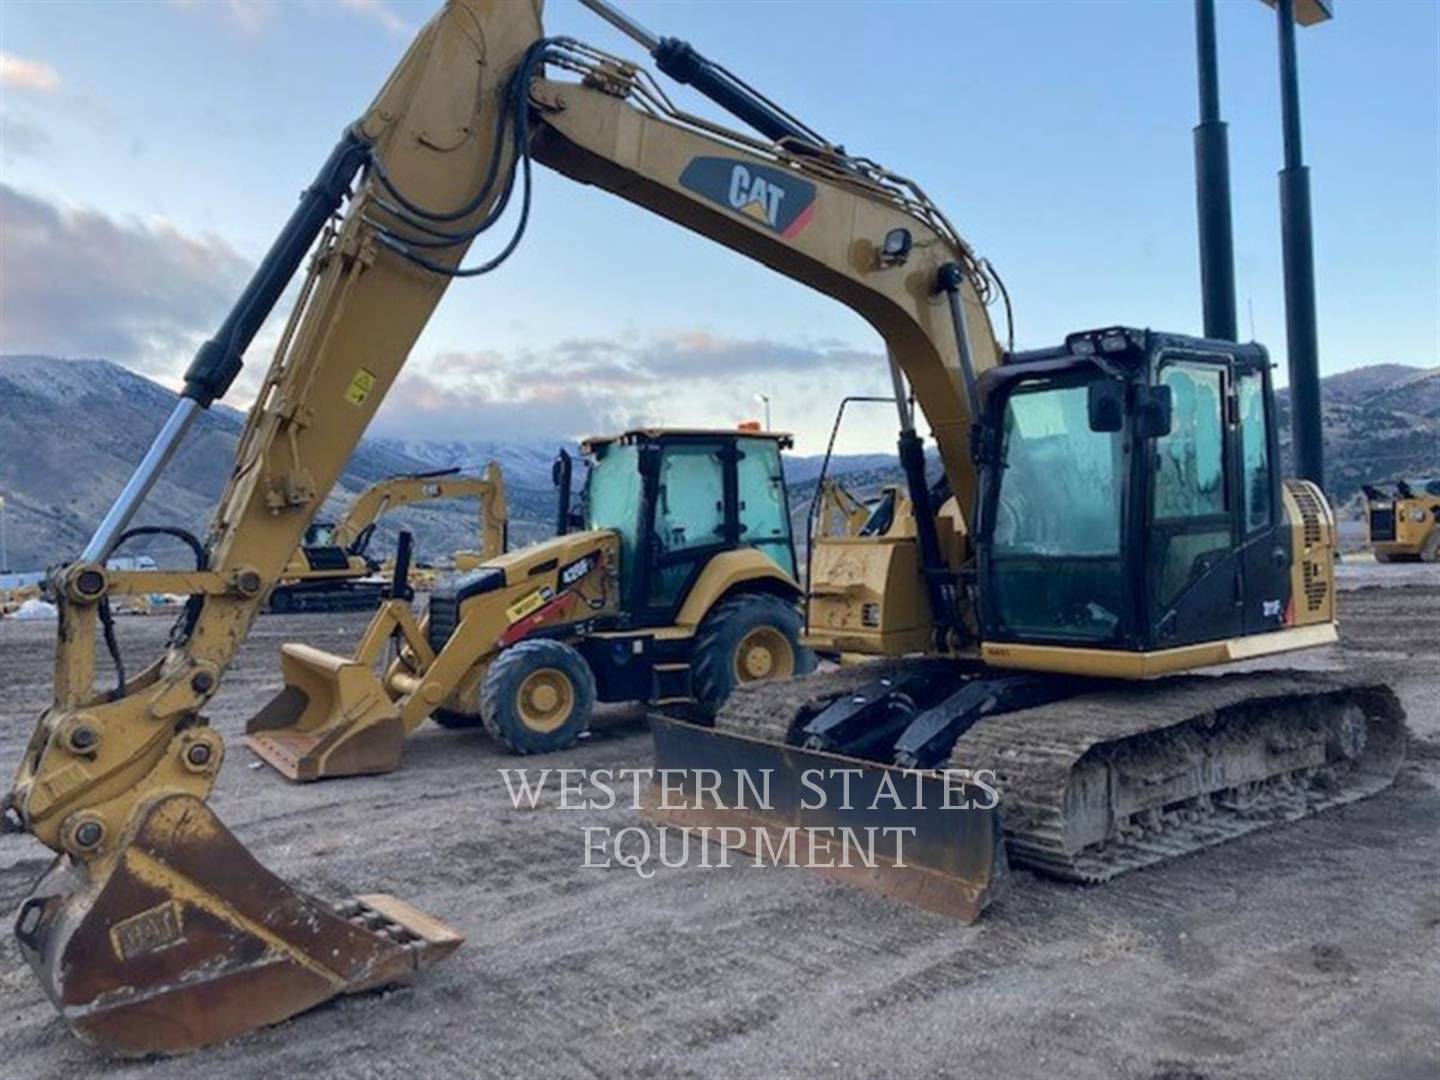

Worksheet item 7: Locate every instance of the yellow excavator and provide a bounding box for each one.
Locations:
[2,0,1404,1056]
[245,427,806,781]
[268,463,508,611]
[1362,479,1440,562]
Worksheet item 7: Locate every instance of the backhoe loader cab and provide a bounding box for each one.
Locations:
[247,428,809,779]
[578,429,799,615]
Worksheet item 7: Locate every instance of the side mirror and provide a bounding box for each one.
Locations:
[1135,384,1174,438]
[1087,379,1125,432]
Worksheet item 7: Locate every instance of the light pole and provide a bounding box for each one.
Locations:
[0,494,8,574]
[754,392,772,431]
[1265,0,1332,489]
[1193,0,1237,341]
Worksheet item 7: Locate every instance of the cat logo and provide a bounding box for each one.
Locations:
[727,164,785,225]
[679,156,817,238]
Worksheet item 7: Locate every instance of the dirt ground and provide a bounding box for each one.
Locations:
[0,563,1436,1079]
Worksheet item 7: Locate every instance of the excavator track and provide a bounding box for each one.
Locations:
[948,670,1406,882]
[708,663,1406,887]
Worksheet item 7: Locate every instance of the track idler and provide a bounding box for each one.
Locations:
[15,793,460,1055]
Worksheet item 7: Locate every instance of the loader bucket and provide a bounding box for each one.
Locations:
[14,793,461,1056]
[245,643,405,781]
[645,716,1007,921]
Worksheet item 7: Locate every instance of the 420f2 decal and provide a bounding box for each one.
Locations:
[679,157,816,238]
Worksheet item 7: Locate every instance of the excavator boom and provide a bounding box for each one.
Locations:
[272,464,508,612]
[5,0,1400,1056]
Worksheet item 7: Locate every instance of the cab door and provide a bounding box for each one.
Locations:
[640,438,734,620]
[1146,354,1244,647]
[1234,363,1291,633]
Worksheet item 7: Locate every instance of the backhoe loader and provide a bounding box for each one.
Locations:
[3,0,1403,1055]
[269,463,508,611]
[1362,479,1440,562]
[245,427,807,780]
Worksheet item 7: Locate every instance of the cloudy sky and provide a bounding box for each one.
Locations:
[1,0,1436,453]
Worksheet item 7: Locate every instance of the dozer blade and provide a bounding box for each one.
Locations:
[646,716,1007,921]
[14,793,461,1056]
[245,643,405,781]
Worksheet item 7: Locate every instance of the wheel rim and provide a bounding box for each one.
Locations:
[732,625,795,684]
[516,668,575,733]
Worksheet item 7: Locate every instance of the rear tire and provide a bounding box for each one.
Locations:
[690,592,815,721]
[480,639,595,754]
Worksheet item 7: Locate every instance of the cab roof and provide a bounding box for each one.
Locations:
[581,428,794,453]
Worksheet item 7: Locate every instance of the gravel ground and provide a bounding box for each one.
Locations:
[0,562,1436,1079]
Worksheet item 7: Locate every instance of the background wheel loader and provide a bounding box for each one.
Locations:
[245,428,812,781]
[268,464,508,611]
[1361,479,1440,562]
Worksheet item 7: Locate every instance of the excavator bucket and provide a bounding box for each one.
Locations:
[245,644,405,781]
[14,793,461,1056]
[646,716,1007,921]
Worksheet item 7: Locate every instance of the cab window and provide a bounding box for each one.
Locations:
[736,437,796,577]
[1237,369,1272,533]
[586,443,643,574]
[987,377,1124,643]
[1151,361,1230,610]
[647,442,727,608]
[1154,363,1226,520]
[654,443,726,555]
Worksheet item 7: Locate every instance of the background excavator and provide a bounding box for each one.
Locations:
[246,427,807,781]
[269,463,508,611]
[0,0,1405,1057]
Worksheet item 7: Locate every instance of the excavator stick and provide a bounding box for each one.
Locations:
[245,644,405,781]
[646,716,1007,921]
[15,794,460,1056]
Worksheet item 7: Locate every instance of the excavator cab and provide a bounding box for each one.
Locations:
[976,327,1327,664]
[303,520,339,547]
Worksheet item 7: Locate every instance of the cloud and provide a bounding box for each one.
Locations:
[0,54,61,93]
[0,184,253,374]
[0,114,51,163]
[369,333,888,445]
[337,0,413,38]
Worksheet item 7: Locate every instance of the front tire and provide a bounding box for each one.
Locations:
[690,592,815,721]
[480,639,595,754]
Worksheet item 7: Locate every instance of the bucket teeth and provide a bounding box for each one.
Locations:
[15,794,461,1056]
